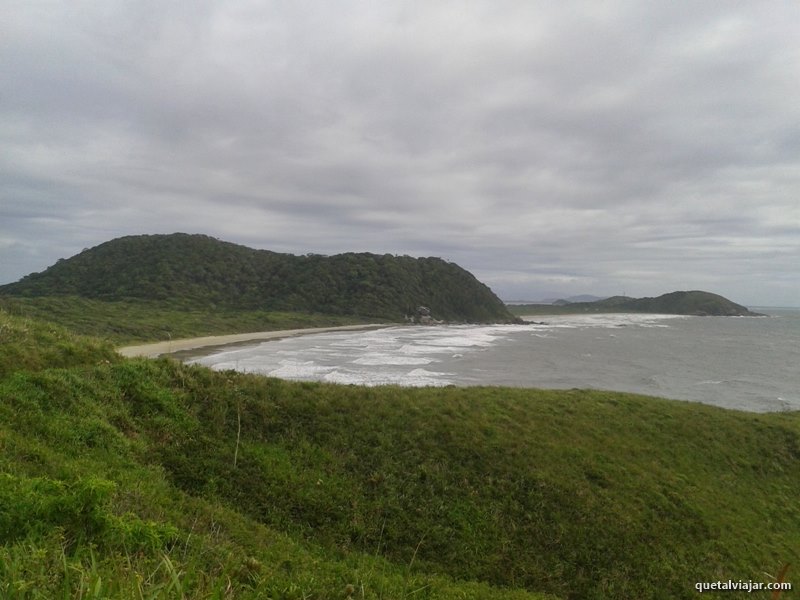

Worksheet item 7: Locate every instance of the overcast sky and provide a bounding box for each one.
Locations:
[2,1,799,306]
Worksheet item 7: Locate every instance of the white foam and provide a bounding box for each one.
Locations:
[352,354,434,366]
[269,360,335,379]
[398,343,462,355]
[322,368,453,387]
[408,367,450,378]
[524,313,687,329]
[193,324,550,387]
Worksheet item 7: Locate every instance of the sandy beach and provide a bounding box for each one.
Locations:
[117,323,390,359]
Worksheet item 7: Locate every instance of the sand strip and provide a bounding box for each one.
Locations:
[117,323,391,359]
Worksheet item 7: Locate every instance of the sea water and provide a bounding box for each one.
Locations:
[189,308,800,412]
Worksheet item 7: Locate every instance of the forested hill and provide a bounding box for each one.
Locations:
[590,291,762,316]
[0,233,517,323]
[512,290,761,317]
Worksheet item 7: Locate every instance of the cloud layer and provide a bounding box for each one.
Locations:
[2,1,799,305]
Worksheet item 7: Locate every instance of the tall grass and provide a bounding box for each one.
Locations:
[0,309,119,377]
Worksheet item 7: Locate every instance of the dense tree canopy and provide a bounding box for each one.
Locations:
[1,234,518,323]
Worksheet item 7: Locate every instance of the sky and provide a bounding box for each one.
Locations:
[2,1,799,306]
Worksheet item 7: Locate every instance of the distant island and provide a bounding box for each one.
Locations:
[0,233,519,325]
[510,290,763,317]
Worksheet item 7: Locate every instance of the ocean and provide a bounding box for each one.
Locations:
[189,308,800,413]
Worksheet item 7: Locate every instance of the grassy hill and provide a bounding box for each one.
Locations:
[1,308,798,599]
[0,233,518,324]
[511,291,761,317]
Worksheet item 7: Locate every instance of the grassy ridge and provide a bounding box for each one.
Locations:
[1,309,798,598]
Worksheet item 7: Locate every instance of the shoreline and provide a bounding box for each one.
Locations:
[117,323,393,359]
[117,311,772,360]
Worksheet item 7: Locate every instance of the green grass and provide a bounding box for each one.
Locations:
[0,296,384,345]
[1,308,798,598]
[0,309,120,377]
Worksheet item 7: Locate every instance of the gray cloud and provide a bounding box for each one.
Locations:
[2,1,799,306]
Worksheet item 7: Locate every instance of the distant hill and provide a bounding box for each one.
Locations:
[591,291,762,316]
[0,233,518,323]
[511,291,761,317]
[545,295,607,305]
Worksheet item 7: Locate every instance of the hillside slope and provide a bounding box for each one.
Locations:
[0,315,550,600]
[0,233,517,323]
[0,309,120,377]
[1,309,798,599]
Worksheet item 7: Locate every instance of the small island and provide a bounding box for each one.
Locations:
[509,290,763,317]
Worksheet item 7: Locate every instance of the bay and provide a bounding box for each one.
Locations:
[189,308,800,413]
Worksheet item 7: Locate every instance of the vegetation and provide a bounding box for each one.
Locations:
[511,291,761,317]
[0,309,119,377]
[1,307,798,599]
[0,233,518,324]
[0,295,379,345]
